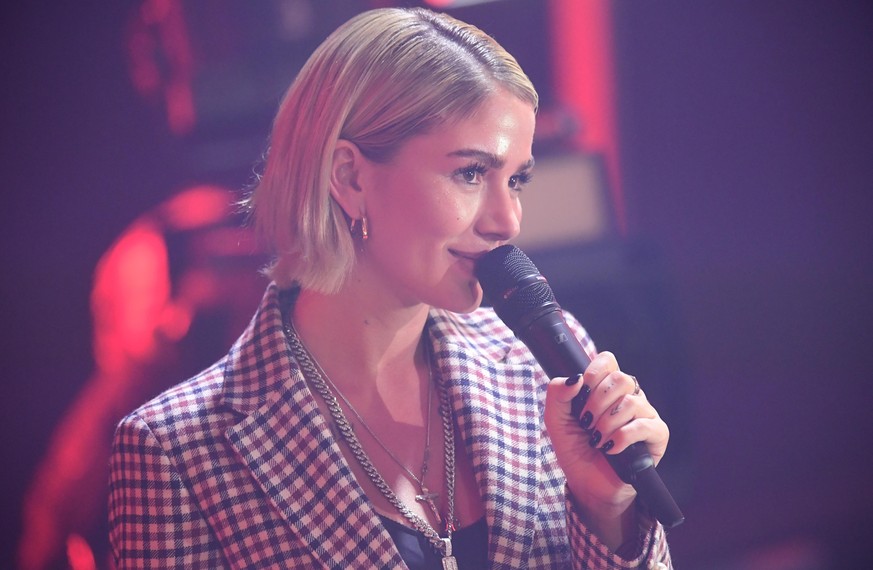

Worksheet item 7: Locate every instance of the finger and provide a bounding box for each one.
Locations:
[578,370,637,429]
[566,372,593,418]
[573,352,618,426]
[589,393,655,451]
[545,375,596,436]
[581,351,618,390]
[546,373,586,407]
[602,416,669,461]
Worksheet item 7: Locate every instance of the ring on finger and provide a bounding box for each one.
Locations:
[631,375,640,395]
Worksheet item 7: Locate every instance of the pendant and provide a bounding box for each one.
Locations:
[415,486,442,525]
[441,538,458,570]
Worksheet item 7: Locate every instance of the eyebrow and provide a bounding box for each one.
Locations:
[448,149,535,171]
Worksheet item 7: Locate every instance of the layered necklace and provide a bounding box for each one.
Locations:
[282,318,459,569]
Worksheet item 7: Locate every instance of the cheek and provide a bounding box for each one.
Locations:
[436,192,479,230]
[400,195,465,239]
[376,184,478,245]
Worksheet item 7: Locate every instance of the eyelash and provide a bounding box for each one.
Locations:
[456,163,533,191]
[509,171,533,191]
[457,163,488,184]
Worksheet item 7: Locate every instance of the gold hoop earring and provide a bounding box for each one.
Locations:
[349,216,369,242]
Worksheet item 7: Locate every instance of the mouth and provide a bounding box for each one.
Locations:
[449,249,489,263]
[449,249,493,278]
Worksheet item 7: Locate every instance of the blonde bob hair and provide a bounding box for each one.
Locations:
[248,7,538,293]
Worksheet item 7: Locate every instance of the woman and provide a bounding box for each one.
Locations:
[109,7,672,569]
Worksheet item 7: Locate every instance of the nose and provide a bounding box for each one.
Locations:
[475,185,521,243]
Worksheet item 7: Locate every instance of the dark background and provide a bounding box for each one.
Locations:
[612,1,873,566]
[3,0,872,567]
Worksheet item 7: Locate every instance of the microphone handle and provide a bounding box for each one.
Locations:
[518,309,685,528]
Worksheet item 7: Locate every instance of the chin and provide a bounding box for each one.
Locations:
[444,280,484,314]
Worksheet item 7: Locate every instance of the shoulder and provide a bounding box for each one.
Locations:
[112,283,303,453]
[116,358,230,443]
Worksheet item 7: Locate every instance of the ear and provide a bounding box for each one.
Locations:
[329,139,367,219]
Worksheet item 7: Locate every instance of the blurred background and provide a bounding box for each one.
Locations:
[2,0,872,568]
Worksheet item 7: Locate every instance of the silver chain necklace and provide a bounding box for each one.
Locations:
[316,347,441,524]
[282,318,459,569]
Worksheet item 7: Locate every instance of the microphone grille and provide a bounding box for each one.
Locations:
[475,245,558,332]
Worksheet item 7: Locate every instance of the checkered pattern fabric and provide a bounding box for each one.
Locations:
[109,284,672,569]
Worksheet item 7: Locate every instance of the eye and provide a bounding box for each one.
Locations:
[456,163,487,185]
[509,170,533,191]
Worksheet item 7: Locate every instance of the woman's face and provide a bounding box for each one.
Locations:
[357,89,536,313]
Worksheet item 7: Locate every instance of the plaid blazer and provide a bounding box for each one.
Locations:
[109,285,671,569]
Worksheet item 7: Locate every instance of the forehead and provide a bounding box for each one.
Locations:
[400,92,536,162]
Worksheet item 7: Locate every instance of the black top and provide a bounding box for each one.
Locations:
[378,515,489,570]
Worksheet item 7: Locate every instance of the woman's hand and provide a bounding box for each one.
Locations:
[543,351,669,547]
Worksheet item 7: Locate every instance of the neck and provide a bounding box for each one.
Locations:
[291,283,431,401]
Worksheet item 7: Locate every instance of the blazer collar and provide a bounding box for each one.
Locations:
[219,285,401,568]
[219,285,541,569]
[428,309,541,570]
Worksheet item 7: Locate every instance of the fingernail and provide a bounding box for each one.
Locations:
[589,430,602,448]
[601,440,614,453]
[578,384,591,403]
[579,411,593,430]
[565,373,582,386]
[570,385,591,418]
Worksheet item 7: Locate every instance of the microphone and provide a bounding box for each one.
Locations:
[475,244,684,528]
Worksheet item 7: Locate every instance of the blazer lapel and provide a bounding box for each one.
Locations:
[224,378,404,569]
[429,313,541,570]
[210,286,542,568]
[218,286,404,569]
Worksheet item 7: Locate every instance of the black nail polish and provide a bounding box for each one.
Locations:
[579,411,593,430]
[601,440,614,453]
[565,373,582,386]
[570,385,591,418]
[589,430,602,448]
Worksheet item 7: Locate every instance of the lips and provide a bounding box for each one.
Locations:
[450,249,489,263]
[449,249,493,278]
